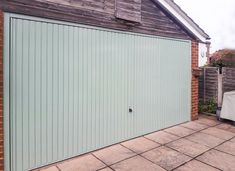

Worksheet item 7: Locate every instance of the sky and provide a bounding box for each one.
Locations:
[174,0,235,53]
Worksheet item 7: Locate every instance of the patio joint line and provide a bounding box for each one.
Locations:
[162,127,197,139]
[144,118,232,171]
[90,153,110,170]
[96,166,115,171]
[141,119,229,170]
[143,135,179,146]
[92,145,140,169]
[55,165,61,171]
[163,120,231,147]
[118,143,166,170]
[106,154,139,168]
[119,141,162,156]
[175,134,235,171]
[198,129,235,140]
[213,148,235,157]
[178,121,212,131]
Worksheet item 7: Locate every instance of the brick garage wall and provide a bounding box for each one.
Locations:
[191,40,199,120]
[0,10,3,171]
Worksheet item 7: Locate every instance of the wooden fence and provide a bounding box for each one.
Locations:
[223,68,235,93]
[199,67,235,104]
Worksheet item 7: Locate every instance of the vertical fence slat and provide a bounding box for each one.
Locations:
[199,67,235,105]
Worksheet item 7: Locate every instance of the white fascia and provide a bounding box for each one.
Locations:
[157,0,209,43]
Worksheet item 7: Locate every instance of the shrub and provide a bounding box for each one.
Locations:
[199,99,217,114]
[210,49,235,68]
[205,99,217,114]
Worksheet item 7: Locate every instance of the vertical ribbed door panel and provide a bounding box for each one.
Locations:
[4,13,191,171]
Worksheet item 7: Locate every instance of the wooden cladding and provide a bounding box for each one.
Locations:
[0,0,191,40]
[34,0,116,14]
[115,0,142,23]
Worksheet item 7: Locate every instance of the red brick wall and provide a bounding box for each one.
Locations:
[191,40,199,120]
[0,10,3,171]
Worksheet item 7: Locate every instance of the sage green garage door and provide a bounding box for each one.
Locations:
[4,13,191,171]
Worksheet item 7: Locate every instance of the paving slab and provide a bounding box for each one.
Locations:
[215,141,235,156]
[39,166,59,171]
[199,114,217,121]
[57,154,106,171]
[180,121,209,131]
[163,126,195,137]
[93,144,136,165]
[111,156,166,171]
[216,123,235,133]
[121,137,160,154]
[195,118,220,126]
[144,131,180,144]
[197,149,235,171]
[99,167,113,171]
[141,146,191,170]
[231,137,235,143]
[166,138,209,157]
[185,132,225,148]
[174,160,219,171]
[201,127,235,140]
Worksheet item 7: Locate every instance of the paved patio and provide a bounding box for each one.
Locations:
[39,115,235,171]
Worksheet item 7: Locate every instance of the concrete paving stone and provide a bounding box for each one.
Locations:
[216,123,235,133]
[201,127,235,140]
[197,149,235,171]
[186,132,225,148]
[163,126,195,137]
[57,154,106,171]
[98,167,113,171]
[180,121,209,131]
[141,146,191,170]
[39,166,59,171]
[166,138,209,157]
[231,137,235,143]
[144,131,180,144]
[92,144,136,165]
[195,118,220,126]
[121,137,160,154]
[174,160,220,171]
[199,115,217,121]
[215,141,235,156]
[111,156,166,171]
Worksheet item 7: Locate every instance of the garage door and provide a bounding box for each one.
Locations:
[4,13,191,171]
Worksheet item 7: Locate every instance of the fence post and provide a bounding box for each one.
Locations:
[217,68,223,107]
[203,67,206,103]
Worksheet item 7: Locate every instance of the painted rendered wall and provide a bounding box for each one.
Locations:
[198,43,207,67]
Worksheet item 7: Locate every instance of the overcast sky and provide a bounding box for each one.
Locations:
[174,0,235,53]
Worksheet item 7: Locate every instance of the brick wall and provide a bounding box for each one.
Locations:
[0,10,3,171]
[191,40,199,120]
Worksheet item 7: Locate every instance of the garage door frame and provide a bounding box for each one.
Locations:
[4,12,11,171]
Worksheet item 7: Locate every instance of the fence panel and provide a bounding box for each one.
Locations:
[199,67,235,104]
[199,67,218,103]
[223,68,235,93]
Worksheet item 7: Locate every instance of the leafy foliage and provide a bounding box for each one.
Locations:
[210,49,235,68]
[205,99,217,114]
[199,99,217,114]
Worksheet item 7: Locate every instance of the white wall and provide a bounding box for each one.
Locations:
[198,43,208,66]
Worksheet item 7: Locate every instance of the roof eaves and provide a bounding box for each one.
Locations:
[153,0,210,42]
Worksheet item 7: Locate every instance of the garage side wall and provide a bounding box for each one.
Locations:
[191,40,199,120]
[0,10,3,171]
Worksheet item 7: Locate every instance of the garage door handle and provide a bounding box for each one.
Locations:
[129,108,133,113]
